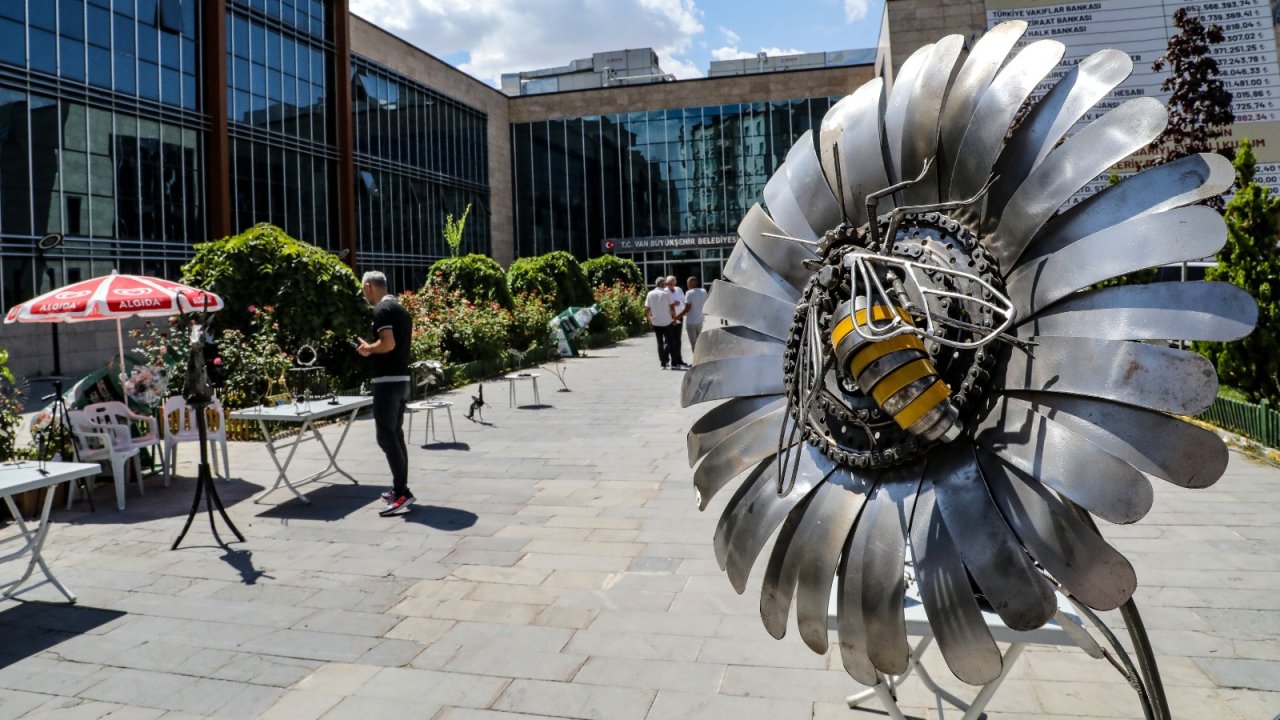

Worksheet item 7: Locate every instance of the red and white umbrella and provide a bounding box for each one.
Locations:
[4,272,223,379]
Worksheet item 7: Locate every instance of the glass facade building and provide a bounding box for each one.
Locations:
[0,0,204,308]
[352,56,490,292]
[0,1,868,376]
[511,97,838,284]
[0,0,497,315]
[226,0,337,251]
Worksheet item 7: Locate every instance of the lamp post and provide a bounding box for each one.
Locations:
[34,234,65,382]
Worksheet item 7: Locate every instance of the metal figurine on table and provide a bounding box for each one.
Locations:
[172,312,244,550]
[683,20,1257,720]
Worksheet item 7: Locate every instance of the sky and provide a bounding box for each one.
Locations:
[348,0,887,87]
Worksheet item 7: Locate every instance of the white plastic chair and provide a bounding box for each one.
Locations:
[66,409,146,511]
[161,395,230,484]
[82,401,163,470]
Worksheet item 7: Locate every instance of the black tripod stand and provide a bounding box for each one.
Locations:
[40,379,94,511]
[172,319,243,550]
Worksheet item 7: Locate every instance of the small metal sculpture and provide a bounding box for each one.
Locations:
[172,317,244,549]
[685,20,1256,717]
[288,342,334,407]
[465,384,485,422]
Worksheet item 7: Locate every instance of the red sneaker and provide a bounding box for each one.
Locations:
[380,489,395,503]
[379,494,415,516]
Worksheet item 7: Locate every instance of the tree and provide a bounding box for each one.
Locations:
[443,203,472,257]
[1148,8,1235,210]
[181,224,369,390]
[1197,138,1279,404]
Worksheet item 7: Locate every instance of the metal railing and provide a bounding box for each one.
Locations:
[1199,395,1280,448]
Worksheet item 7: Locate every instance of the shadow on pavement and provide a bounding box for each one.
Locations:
[418,441,470,451]
[254,482,384,521]
[62,477,264,526]
[515,404,554,410]
[220,548,273,585]
[0,602,126,670]
[401,504,477,531]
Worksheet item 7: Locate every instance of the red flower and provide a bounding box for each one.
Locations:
[248,304,257,312]
[213,357,223,366]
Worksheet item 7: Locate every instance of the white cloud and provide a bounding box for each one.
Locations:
[710,45,807,62]
[350,0,706,85]
[844,0,869,22]
[718,25,740,46]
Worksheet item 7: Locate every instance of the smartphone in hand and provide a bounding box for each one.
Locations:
[349,338,361,350]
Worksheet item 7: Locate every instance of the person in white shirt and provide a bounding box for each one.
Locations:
[683,276,708,353]
[644,277,678,369]
[665,276,688,368]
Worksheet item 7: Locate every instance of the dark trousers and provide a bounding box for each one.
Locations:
[668,322,684,366]
[653,324,673,366]
[372,380,410,495]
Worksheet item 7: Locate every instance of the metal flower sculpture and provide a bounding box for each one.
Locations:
[684,20,1257,692]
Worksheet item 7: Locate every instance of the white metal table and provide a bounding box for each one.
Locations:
[1,461,99,603]
[828,581,1100,720]
[406,400,456,444]
[230,395,373,504]
[503,372,541,407]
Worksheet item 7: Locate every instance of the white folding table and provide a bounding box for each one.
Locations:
[828,582,1101,720]
[230,395,372,505]
[1,461,99,603]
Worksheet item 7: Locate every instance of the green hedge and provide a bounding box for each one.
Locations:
[427,254,514,311]
[181,223,368,390]
[508,251,593,312]
[582,255,642,288]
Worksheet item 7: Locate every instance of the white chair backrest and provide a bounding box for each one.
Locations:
[68,409,111,452]
[163,395,193,434]
[162,395,225,436]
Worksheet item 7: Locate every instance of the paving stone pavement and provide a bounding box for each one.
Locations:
[2,337,1278,720]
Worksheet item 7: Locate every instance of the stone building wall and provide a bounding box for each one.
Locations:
[884,0,988,73]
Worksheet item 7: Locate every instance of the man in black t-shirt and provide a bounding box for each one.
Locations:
[356,270,414,515]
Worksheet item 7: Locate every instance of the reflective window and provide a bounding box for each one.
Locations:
[352,56,492,291]
[511,96,841,260]
[0,84,203,309]
[0,0,199,110]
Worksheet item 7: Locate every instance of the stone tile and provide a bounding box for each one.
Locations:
[531,606,599,629]
[451,565,552,586]
[318,696,436,720]
[76,669,197,710]
[573,657,725,694]
[442,647,587,682]
[492,679,655,720]
[257,690,342,720]
[434,709,564,720]
[237,629,381,663]
[355,639,424,668]
[428,599,543,625]
[646,690,814,720]
[564,631,703,662]
[359,667,508,707]
[466,583,564,606]
[1194,657,1280,692]
[292,609,401,638]
[385,617,455,644]
[210,682,285,717]
[294,663,381,696]
[0,689,56,720]
[719,665,861,703]
[203,652,321,688]
[0,658,112,697]
[20,697,166,719]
